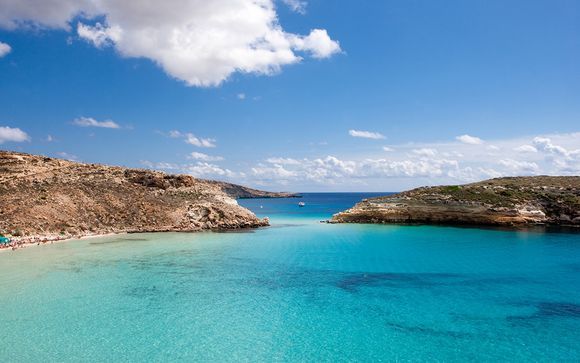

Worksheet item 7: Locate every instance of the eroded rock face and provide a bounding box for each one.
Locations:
[0,151,270,240]
[331,176,580,227]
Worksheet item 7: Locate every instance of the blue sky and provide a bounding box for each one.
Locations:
[0,0,579,191]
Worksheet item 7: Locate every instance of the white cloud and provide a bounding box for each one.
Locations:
[237,93,246,100]
[184,162,237,177]
[185,134,216,148]
[533,137,570,157]
[412,148,437,157]
[141,160,241,179]
[456,134,483,145]
[290,29,341,59]
[0,1,340,87]
[248,132,580,187]
[382,146,394,152]
[0,0,96,30]
[252,155,461,184]
[189,151,224,161]
[266,157,300,165]
[141,132,580,190]
[77,22,120,48]
[56,151,78,161]
[252,163,297,180]
[0,41,11,57]
[0,126,30,144]
[167,130,216,148]
[349,129,385,140]
[282,0,307,14]
[141,160,180,170]
[72,116,120,129]
[514,144,537,153]
[499,159,540,173]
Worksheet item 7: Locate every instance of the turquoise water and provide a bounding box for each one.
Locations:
[1,193,580,362]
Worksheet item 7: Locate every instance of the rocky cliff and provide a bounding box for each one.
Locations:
[0,151,280,240]
[331,176,580,227]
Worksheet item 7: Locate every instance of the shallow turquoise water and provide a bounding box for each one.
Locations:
[1,193,579,362]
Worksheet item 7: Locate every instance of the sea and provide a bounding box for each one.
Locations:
[0,193,579,362]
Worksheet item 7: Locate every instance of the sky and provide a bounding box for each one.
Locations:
[0,0,579,192]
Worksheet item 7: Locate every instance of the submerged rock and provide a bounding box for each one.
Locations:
[331,176,580,227]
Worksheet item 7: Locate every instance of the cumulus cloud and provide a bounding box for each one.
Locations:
[141,159,241,179]
[189,151,224,161]
[168,130,216,148]
[290,29,341,59]
[282,0,307,14]
[0,0,340,87]
[237,93,246,100]
[349,129,385,140]
[77,22,120,47]
[382,146,394,152]
[147,131,580,189]
[252,155,461,184]
[72,116,120,129]
[184,162,238,178]
[412,148,437,157]
[185,135,216,148]
[266,157,300,165]
[499,159,540,173]
[249,132,580,187]
[456,134,483,145]
[514,144,537,153]
[533,137,570,157]
[0,41,11,57]
[0,126,30,144]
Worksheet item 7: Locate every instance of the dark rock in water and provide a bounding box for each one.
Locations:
[537,302,580,318]
[336,272,461,292]
[331,176,580,228]
[508,301,580,324]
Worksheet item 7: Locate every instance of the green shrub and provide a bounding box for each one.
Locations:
[442,185,461,193]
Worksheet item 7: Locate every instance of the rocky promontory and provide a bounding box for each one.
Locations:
[331,176,580,227]
[0,151,290,242]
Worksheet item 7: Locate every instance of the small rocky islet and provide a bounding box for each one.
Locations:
[0,151,298,243]
[331,176,580,227]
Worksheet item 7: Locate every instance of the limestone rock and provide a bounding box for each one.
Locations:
[331,176,580,227]
[0,151,274,239]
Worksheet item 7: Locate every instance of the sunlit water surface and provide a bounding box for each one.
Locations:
[1,193,579,362]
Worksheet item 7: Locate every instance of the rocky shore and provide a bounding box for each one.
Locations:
[331,176,580,227]
[0,151,293,245]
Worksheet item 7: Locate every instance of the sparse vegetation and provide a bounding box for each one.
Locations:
[334,176,580,227]
[0,150,276,239]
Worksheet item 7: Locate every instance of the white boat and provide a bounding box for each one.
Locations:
[298,202,305,207]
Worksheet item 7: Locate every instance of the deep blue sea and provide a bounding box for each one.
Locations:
[1,193,580,362]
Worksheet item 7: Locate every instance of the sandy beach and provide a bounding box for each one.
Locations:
[0,232,126,253]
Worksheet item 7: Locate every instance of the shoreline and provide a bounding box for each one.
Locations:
[0,222,272,254]
[0,232,127,254]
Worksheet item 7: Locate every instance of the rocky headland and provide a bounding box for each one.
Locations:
[331,176,580,227]
[0,151,295,244]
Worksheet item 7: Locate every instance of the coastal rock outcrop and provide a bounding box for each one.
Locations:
[0,151,282,241]
[331,176,580,227]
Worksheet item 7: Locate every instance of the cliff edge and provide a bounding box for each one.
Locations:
[331,176,580,227]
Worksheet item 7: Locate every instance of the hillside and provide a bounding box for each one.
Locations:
[0,151,285,241]
[331,176,580,227]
